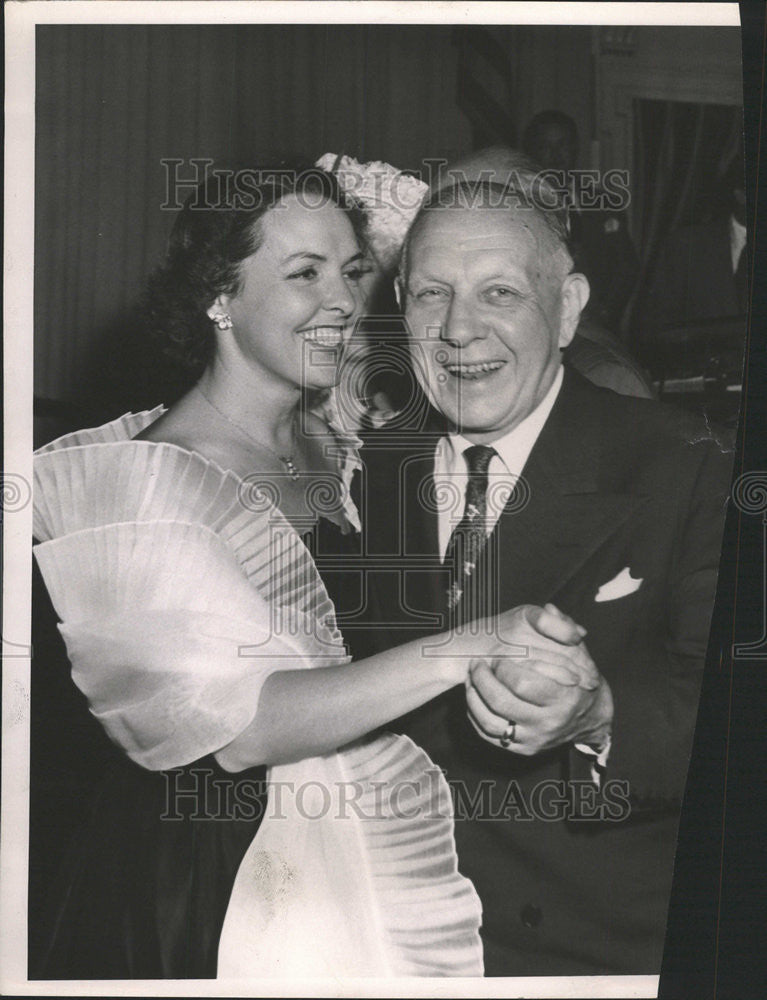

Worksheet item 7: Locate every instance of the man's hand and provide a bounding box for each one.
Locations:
[466,604,614,756]
[491,604,598,689]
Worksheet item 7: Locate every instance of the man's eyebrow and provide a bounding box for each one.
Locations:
[407,272,451,283]
[482,271,526,281]
[409,267,524,281]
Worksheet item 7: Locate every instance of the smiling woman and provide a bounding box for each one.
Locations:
[146,169,370,376]
[31,162,498,978]
[209,197,370,393]
[136,165,376,526]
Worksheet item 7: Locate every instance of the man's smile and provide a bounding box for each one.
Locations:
[443,359,507,381]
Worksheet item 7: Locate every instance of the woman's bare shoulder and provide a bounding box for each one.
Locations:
[134,408,192,447]
[133,393,205,449]
[133,396,242,472]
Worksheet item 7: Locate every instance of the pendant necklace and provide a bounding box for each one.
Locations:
[195,383,302,481]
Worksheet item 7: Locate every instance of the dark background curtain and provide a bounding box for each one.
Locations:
[627,99,744,339]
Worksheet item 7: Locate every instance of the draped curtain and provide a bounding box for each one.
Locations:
[626,99,744,341]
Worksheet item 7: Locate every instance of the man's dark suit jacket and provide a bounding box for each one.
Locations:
[327,366,733,976]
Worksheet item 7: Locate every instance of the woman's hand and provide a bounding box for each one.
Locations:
[436,602,594,692]
[215,602,595,771]
[463,603,613,756]
[489,603,597,689]
[530,603,587,644]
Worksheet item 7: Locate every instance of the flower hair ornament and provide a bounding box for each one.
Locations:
[316,153,428,273]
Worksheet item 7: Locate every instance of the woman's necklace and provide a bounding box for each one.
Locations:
[194,383,302,481]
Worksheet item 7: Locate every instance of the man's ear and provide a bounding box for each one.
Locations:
[558,272,590,348]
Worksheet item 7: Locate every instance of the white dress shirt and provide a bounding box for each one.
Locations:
[431,364,610,776]
[730,214,747,273]
[434,366,563,559]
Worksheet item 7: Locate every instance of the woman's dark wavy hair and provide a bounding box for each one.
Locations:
[145,162,366,372]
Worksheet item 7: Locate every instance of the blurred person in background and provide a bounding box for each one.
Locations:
[522,110,640,337]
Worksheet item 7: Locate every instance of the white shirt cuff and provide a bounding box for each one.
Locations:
[574,735,612,787]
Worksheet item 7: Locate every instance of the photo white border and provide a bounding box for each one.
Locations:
[2,2,742,997]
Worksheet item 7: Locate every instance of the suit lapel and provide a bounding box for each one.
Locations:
[484,369,648,609]
[364,371,649,630]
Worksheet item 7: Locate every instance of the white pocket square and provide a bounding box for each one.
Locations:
[594,567,643,603]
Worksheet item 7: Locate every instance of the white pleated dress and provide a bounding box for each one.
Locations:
[33,409,483,978]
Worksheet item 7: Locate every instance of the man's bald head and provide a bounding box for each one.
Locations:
[401,154,573,289]
[429,146,540,194]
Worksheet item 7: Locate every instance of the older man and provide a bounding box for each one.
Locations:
[339,175,733,975]
[435,145,653,400]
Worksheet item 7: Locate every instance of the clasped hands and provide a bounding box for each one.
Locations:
[465,604,614,756]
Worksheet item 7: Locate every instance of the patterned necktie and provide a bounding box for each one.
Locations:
[444,444,497,622]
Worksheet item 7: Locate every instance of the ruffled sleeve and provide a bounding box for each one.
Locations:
[34,520,323,770]
[32,414,349,770]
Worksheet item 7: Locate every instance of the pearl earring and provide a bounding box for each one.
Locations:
[211,312,233,331]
